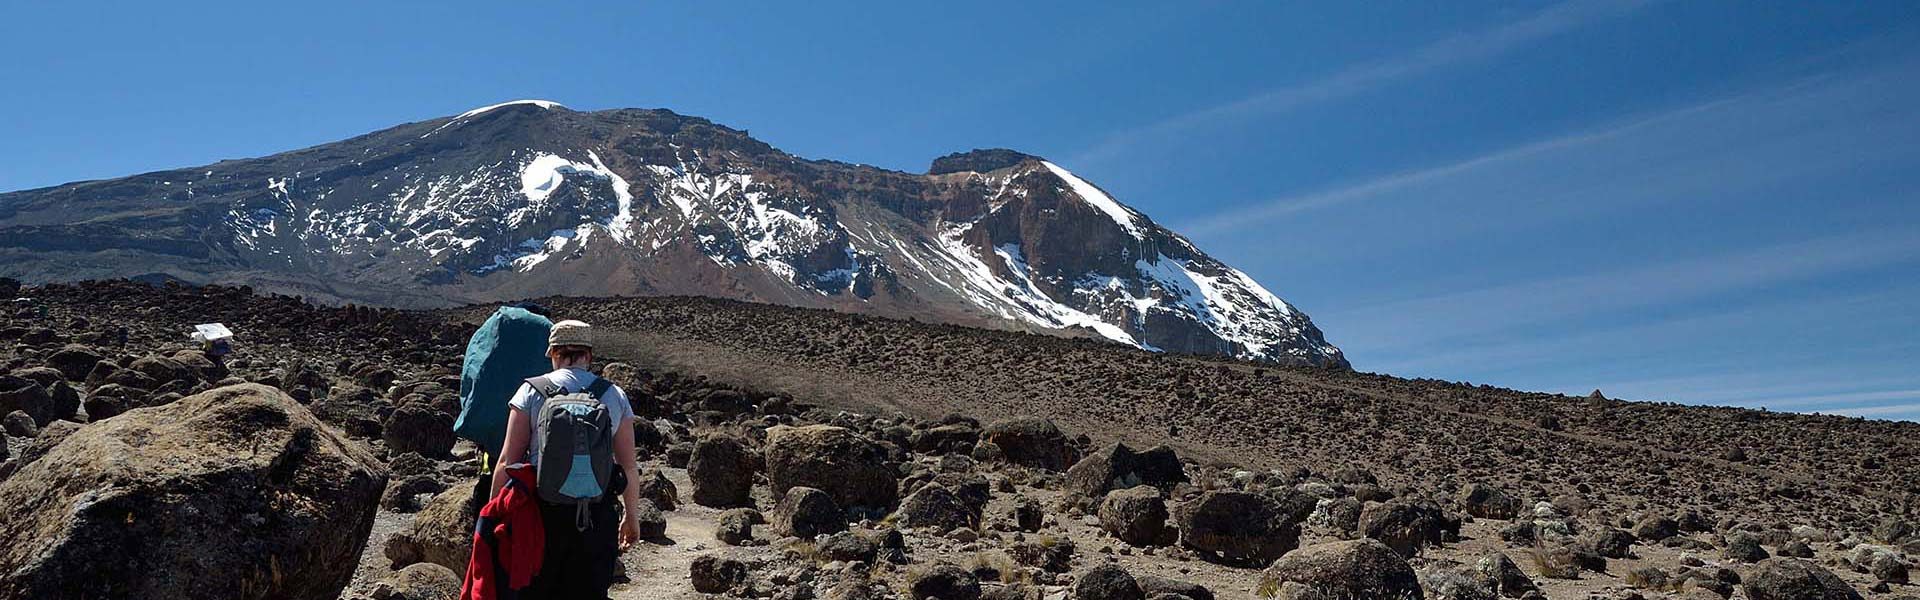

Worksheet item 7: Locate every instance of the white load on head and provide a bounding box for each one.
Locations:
[191,323,235,357]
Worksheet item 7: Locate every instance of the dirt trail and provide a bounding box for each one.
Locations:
[611,466,771,599]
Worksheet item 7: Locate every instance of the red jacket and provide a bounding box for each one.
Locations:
[461,465,544,600]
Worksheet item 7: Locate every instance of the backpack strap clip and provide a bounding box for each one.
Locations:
[523,375,565,400]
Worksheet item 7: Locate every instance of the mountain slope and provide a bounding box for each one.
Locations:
[0,100,1345,367]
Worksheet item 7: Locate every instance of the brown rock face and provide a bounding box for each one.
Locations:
[385,486,481,573]
[1262,538,1424,600]
[0,383,386,600]
[765,424,898,513]
[1177,490,1302,566]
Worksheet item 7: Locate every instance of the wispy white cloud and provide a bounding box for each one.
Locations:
[1066,0,1654,167]
[1174,92,1745,235]
[1327,228,1920,356]
[1173,54,1920,238]
[1345,277,1920,420]
[1814,402,1920,419]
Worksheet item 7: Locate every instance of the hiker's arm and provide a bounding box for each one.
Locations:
[490,407,532,497]
[614,416,642,544]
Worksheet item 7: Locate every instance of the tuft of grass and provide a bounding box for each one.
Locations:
[1525,546,1584,580]
[963,551,1032,585]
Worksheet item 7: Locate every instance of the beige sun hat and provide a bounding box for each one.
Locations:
[547,319,594,349]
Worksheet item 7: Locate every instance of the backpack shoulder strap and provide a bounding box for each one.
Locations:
[584,377,613,400]
[523,375,565,400]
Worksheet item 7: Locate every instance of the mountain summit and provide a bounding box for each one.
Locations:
[0,100,1346,367]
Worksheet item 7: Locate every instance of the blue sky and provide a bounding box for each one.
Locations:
[3,1,1917,419]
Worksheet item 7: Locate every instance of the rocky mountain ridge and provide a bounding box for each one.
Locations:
[0,101,1344,367]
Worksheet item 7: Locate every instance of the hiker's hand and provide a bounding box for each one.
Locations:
[619,516,642,551]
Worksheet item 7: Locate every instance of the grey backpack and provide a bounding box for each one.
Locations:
[526,375,616,530]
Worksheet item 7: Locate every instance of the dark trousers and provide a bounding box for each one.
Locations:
[519,474,625,599]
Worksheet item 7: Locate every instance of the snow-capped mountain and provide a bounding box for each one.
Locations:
[0,101,1346,367]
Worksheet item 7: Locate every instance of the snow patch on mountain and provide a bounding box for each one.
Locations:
[638,166,846,287]
[510,151,634,238]
[1041,161,1142,238]
[920,224,1144,347]
[423,100,566,138]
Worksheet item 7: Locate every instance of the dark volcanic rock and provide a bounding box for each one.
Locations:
[44,344,104,381]
[908,562,980,600]
[981,416,1077,471]
[634,468,680,511]
[1262,538,1423,600]
[1476,552,1537,598]
[0,384,385,600]
[1177,490,1300,566]
[929,148,1042,175]
[2,410,36,438]
[1136,575,1214,600]
[1066,442,1187,498]
[1361,501,1453,558]
[1099,485,1170,546]
[385,486,479,573]
[1742,558,1863,600]
[689,434,756,507]
[0,379,61,426]
[894,483,978,532]
[716,508,759,545]
[765,424,897,513]
[368,563,460,600]
[382,403,454,458]
[1457,482,1521,520]
[769,485,843,539]
[691,555,748,594]
[1073,563,1144,600]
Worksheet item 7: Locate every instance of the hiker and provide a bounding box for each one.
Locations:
[484,320,643,598]
[190,323,235,365]
[455,304,554,499]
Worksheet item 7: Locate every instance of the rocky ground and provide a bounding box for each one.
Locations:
[0,280,1915,600]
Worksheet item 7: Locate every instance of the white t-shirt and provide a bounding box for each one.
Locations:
[508,367,635,465]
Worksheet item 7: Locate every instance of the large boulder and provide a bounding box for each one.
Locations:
[911,423,980,455]
[382,403,454,458]
[765,425,897,512]
[907,562,980,600]
[385,486,480,572]
[769,486,844,538]
[691,555,749,594]
[366,562,460,600]
[1361,501,1453,558]
[1742,558,1863,600]
[688,434,756,507]
[1851,545,1909,584]
[3,410,37,438]
[893,482,978,532]
[1065,442,1186,498]
[1099,485,1170,546]
[44,344,105,381]
[1136,575,1214,600]
[0,378,75,426]
[1261,538,1424,600]
[1177,490,1301,566]
[1073,564,1143,600]
[129,354,200,387]
[981,417,1077,471]
[1632,515,1680,541]
[1456,483,1521,520]
[1475,552,1537,598]
[0,384,386,600]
